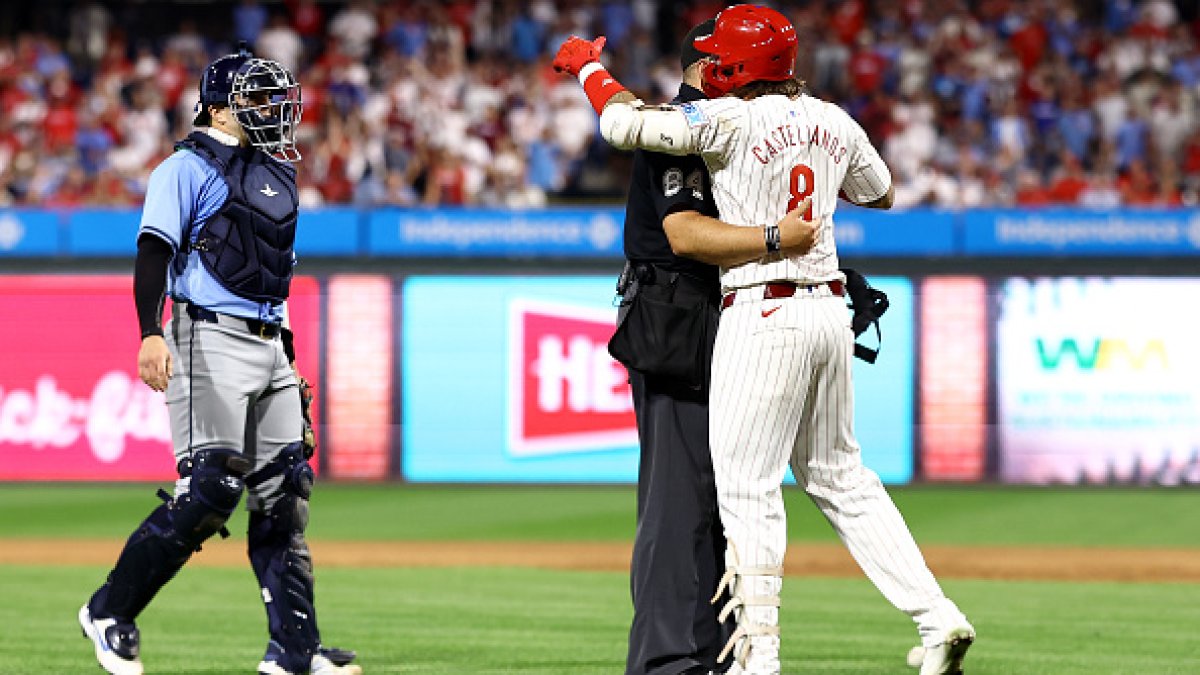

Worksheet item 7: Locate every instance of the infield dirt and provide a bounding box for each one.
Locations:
[2,539,1198,583]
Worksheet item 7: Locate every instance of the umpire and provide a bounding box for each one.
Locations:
[78,48,360,675]
[610,19,731,675]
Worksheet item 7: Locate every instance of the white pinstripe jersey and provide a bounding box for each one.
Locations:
[602,93,891,292]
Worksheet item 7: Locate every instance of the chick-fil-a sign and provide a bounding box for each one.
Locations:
[0,275,320,480]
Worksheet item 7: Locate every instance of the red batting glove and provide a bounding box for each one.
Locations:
[553,36,607,77]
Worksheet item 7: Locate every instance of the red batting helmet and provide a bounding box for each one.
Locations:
[693,4,798,97]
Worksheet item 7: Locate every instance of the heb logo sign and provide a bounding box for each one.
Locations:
[508,299,636,457]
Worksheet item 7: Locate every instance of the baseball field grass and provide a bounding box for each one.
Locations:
[1,484,1198,673]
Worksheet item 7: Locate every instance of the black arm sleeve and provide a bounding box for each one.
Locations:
[134,233,173,339]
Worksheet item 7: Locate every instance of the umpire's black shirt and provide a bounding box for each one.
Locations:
[622,84,719,288]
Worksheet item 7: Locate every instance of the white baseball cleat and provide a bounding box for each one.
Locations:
[258,652,363,675]
[914,625,975,675]
[78,604,144,675]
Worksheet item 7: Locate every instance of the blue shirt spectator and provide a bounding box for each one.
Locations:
[76,125,114,175]
[386,17,427,58]
[233,1,268,46]
[1104,0,1137,34]
[526,138,561,193]
[1114,116,1147,169]
[510,12,544,63]
[1172,54,1200,88]
[1058,108,1095,160]
[1029,99,1060,138]
[600,2,635,50]
[961,78,990,122]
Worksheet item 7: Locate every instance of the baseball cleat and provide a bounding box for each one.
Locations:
[259,640,359,670]
[917,625,974,675]
[78,604,144,675]
[258,646,363,675]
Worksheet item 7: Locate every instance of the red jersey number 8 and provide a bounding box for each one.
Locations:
[788,164,814,219]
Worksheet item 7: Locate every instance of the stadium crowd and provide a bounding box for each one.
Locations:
[0,0,1197,209]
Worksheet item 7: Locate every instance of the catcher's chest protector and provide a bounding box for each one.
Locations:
[177,131,298,303]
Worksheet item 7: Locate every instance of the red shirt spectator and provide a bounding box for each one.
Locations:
[1182,132,1200,175]
[1014,171,1052,206]
[1118,162,1158,206]
[425,149,467,205]
[42,101,77,152]
[829,0,866,45]
[849,46,887,95]
[1047,174,1088,204]
[1047,153,1089,204]
[1009,20,1047,71]
[288,0,324,38]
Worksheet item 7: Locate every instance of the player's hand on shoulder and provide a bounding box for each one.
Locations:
[137,335,172,393]
[777,197,819,256]
[552,35,606,77]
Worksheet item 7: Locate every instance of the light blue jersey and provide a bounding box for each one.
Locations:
[139,148,286,322]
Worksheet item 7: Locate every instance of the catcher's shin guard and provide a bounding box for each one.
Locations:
[91,448,250,621]
[248,443,320,673]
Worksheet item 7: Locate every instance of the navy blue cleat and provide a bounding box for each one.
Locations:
[258,639,362,674]
[78,604,143,675]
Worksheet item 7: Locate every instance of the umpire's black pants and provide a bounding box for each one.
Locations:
[625,368,731,675]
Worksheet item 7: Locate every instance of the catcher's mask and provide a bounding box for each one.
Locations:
[693,4,798,98]
[228,58,303,162]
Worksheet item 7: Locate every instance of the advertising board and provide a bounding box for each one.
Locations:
[997,277,1200,484]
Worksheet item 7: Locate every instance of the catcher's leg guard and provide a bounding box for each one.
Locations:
[712,543,783,674]
[248,443,321,674]
[90,448,250,621]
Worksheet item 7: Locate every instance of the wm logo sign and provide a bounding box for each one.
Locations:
[1035,338,1168,371]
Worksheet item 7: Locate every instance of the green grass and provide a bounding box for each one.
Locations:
[3,485,1199,672]
[7,565,1200,674]
[0,483,1196,548]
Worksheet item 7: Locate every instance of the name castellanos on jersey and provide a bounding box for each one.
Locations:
[752,121,848,166]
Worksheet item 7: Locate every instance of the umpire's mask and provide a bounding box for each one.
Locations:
[229,58,303,162]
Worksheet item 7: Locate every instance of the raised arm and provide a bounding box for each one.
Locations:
[553,35,705,157]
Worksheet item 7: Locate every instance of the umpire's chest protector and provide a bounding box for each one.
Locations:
[178,131,298,303]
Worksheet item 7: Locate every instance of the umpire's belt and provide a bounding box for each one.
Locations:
[720,279,845,310]
[183,302,281,339]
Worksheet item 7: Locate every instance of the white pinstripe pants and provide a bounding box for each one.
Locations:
[710,288,966,650]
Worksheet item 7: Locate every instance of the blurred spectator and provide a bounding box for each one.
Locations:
[0,0,1196,210]
[258,13,303,74]
[329,0,379,60]
[234,0,269,46]
[1119,160,1158,205]
[1114,108,1148,169]
[1048,152,1090,204]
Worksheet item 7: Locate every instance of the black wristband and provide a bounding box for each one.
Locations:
[764,224,781,253]
[141,327,164,339]
[281,327,296,363]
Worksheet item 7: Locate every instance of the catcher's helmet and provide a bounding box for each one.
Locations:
[193,43,303,162]
[693,4,798,98]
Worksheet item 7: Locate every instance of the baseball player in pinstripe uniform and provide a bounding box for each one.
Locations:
[78,48,360,675]
[555,6,974,675]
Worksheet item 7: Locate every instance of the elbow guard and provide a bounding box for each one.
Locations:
[600,103,640,151]
[601,103,694,155]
